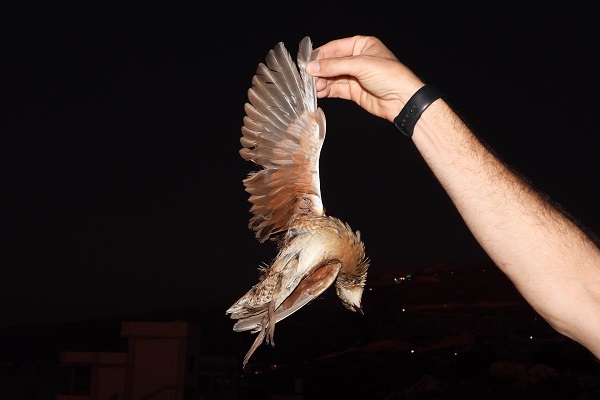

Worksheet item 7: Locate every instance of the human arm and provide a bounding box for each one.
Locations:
[306,35,600,358]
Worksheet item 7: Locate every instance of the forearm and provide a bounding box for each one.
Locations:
[411,99,600,358]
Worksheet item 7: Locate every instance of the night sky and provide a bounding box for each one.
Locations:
[2,3,599,328]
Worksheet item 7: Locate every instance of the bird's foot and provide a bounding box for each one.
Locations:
[242,308,276,368]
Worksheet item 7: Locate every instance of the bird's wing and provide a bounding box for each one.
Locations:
[232,262,342,333]
[240,36,326,242]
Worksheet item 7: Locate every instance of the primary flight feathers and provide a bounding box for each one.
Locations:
[239,37,324,242]
[227,36,369,367]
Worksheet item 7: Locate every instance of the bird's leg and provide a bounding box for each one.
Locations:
[265,299,276,346]
[265,275,285,346]
[243,314,268,368]
[242,299,279,367]
[242,275,284,367]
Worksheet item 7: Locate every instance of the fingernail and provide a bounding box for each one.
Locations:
[306,61,320,75]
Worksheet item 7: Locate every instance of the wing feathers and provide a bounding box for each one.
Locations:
[297,36,318,112]
[267,43,304,108]
[240,36,325,242]
[231,262,342,333]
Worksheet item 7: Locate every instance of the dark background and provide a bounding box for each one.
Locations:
[2,2,599,329]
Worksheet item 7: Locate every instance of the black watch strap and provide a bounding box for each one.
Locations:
[394,85,445,138]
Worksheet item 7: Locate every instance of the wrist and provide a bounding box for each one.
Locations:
[394,85,445,138]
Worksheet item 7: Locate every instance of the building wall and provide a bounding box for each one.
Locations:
[92,365,126,400]
[122,321,201,400]
[127,338,181,399]
[57,322,202,400]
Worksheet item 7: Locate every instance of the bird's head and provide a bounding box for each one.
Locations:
[335,283,365,314]
[333,226,369,314]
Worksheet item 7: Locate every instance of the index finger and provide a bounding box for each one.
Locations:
[315,36,368,59]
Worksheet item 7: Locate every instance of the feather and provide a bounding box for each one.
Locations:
[240,37,325,242]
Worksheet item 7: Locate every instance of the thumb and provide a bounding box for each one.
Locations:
[305,61,321,76]
[306,57,368,79]
[306,58,352,77]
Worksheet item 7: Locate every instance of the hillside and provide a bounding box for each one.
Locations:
[1,261,599,399]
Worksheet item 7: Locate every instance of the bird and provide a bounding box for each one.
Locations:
[226,36,370,367]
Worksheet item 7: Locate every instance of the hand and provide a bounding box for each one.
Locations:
[306,35,425,123]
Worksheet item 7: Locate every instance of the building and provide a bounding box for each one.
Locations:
[56,321,206,400]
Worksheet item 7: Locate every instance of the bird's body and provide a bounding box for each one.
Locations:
[226,36,369,367]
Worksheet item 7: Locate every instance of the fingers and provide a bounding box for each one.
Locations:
[314,36,366,58]
[306,36,365,77]
[305,35,425,122]
[306,35,393,79]
[314,77,354,101]
[306,56,369,79]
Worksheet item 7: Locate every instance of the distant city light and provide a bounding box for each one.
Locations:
[393,274,413,284]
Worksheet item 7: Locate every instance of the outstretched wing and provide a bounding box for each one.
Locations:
[240,36,325,242]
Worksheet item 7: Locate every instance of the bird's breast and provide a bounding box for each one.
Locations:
[284,216,365,272]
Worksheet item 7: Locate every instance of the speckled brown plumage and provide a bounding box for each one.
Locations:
[226,37,370,367]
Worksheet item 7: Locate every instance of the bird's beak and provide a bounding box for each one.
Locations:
[357,306,364,315]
